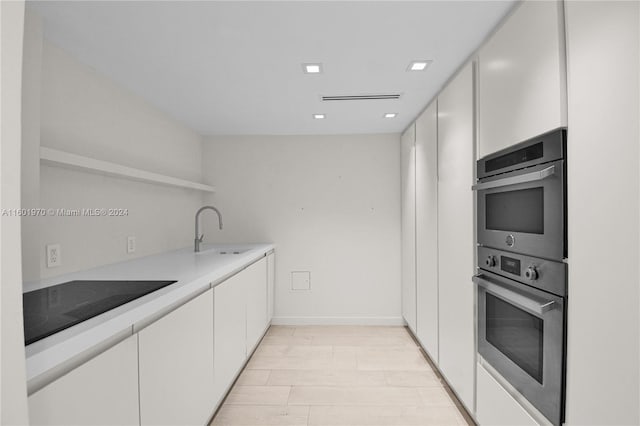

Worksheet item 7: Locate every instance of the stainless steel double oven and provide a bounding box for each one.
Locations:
[473,128,567,426]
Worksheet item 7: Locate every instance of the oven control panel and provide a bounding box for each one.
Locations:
[477,246,566,297]
[500,255,521,275]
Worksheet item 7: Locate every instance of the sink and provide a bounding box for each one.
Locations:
[216,248,251,255]
[196,245,253,255]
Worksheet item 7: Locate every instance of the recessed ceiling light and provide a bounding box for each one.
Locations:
[303,63,323,74]
[384,113,398,119]
[407,60,432,72]
[313,114,326,119]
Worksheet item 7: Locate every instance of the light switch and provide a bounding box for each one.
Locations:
[291,271,311,290]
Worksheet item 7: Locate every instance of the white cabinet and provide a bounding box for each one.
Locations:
[29,335,139,426]
[138,289,215,426]
[213,270,248,405]
[415,102,438,361]
[478,0,566,157]
[476,363,538,426]
[564,2,640,425]
[213,256,270,408]
[400,124,417,333]
[246,258,269,352]
[267,251,275,321]
[436,62,475,411]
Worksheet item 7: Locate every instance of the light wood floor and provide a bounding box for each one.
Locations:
[210,325,473,426]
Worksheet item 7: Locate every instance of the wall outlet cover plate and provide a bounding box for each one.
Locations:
[46,243,62,268]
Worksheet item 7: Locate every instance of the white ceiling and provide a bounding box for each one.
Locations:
[28,1,517,136]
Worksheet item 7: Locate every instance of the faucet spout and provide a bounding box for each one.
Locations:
[194,205,223,252]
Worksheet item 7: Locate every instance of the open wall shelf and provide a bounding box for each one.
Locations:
[40,147,216,193]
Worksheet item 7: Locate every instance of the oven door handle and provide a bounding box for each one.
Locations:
[471,165,556,191]
[473,275,556,315]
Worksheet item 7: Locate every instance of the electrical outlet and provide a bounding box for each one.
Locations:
[127,236,136,254]
[46,244,62,268]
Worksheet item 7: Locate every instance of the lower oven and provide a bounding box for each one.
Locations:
[474,248,566,426]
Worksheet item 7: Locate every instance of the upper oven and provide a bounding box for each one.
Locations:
[473,129,567,260]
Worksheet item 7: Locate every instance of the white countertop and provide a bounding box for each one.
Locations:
[24,243,274,392]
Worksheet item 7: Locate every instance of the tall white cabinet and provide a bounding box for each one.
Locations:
[478,0,567,157]
[564,1,639,424]
[415,102,439,361]
[402,63,476,415]
[436,62,475,410]
[401,124,417,333]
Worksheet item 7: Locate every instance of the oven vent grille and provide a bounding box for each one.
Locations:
[321,94,401,101]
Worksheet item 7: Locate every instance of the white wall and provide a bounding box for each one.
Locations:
[1,0,30,423]
[564,1,639,424]
[29,40,205,280]
[202,134,401,324]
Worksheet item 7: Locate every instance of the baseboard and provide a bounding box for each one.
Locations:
[270,316,405,326]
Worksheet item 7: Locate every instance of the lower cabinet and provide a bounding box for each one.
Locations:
[213,267,249,405]
[28,335,140,426]
[138,289,215,426]
[476,363,537,426]
[246,258,269,352]
[214,257,269,405]
[267,252,275,321]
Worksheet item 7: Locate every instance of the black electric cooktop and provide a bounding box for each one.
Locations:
[23,280,177,345]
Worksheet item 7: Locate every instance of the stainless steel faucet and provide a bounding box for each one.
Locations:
[194,206,223,252]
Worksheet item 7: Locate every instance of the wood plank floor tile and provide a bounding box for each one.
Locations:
[224,385,291,405]
[265,325,297,336]
[210,405,309,426]
[287,386,424,406]
[253,344,333,358]
[267,369,387,387]
[384,370,442,387]
[417,387,457,406]
[308,405,464,426]
[235,369,271,386]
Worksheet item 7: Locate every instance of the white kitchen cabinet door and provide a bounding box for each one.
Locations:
[267,252,275,321]
[138,289,215,426]
[246,257,269,353]
[478,0,566,158]
[564,1,640,425]
[29,335,139,426]
[213,271,248,405]
[476,363,538,426]
[400,124,417,333]
[415,101,438,362]
[437,62,475,411]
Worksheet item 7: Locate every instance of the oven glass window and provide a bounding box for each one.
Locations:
[486,187,544,234]
[486,293,544,383]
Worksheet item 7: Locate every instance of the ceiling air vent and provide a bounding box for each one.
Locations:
[321,94,401,101]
